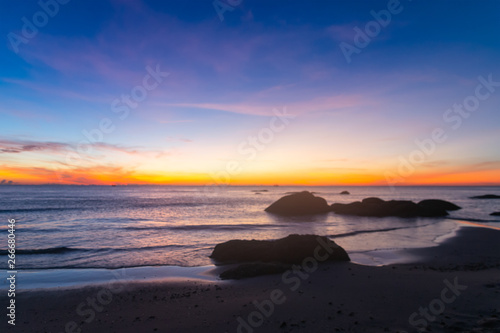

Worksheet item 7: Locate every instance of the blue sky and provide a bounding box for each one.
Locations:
[1,0,499,185]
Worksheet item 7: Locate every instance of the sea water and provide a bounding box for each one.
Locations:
[0,185,499,273]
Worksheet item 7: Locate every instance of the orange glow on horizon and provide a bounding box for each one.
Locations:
[2,165,500,186]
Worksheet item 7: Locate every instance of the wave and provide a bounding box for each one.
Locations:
[0,244,194,256]
[123,223,274,232]
[0,223,275,234]
[0,246,84,255]
[0,227,63,233]
[119,244,191,252]
[133,202,207,208]
[330,223,435,239]
[0,207,78,213]
[0,202,208,214]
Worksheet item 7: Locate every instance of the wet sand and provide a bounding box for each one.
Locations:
[2,226,500,333]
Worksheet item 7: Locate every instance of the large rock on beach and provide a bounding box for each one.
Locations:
[210,234,350,264]
[265,191,331,215]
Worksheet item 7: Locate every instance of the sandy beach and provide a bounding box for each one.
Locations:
[2,225,499,333]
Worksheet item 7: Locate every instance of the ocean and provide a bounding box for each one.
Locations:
[1,185,499,272]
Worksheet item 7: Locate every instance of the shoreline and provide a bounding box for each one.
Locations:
[2,225,500,332]
[2,222,499,291]
[0,265,219,291]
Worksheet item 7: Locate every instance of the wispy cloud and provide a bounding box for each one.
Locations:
[165,94,371,117]
[0,138,168,160]
[0,139,68,154]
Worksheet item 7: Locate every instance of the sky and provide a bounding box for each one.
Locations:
[1,0,499,186]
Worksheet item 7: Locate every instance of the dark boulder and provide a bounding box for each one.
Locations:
[362,197,385,205]
[418,199,461,211]
[491,212,500,216]
[386,200,422,217]
[210,234,350,264]
[330,198,459,218]
[340,191,350,195]
[265,191,331,215]
[470,194,500,199]
[331,201,364,214]
[331,199,422,217]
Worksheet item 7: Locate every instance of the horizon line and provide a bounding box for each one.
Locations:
[2,184,500,187]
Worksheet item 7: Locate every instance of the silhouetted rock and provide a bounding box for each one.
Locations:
[210,234,350,264]
[219,263,291,280]
[418,199,461,211]
[331,198,459,218]
[265,191,331,215]
[362,197,385,205]
[470,194,500,199]
[491,212,500,216]
[340,191,350,195]
[331,200,418,217]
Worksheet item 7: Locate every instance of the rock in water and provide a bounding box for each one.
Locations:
[330,197,460,218]
[418,199,461,211]
[491,212,500,216]
[362,197,385,205]
[264,191,331,215]
[210,234,350,264]
[470,194,500,199]
[331,199,421,217]
[340,191,350,195]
